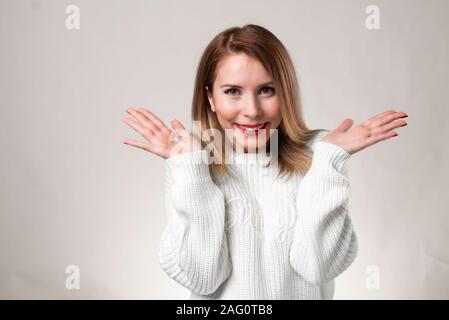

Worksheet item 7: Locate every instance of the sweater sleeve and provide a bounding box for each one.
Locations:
[289,131,358,285]
[158,149,232,295]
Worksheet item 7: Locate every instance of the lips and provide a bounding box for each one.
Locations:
[237,123,266,128]
[236,123,265,130]
[233,122,268,135]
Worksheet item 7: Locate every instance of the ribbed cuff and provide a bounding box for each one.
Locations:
[311,141,351,172]
[165,149,212,183]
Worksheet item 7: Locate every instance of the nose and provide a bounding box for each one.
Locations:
[242,94,262,119]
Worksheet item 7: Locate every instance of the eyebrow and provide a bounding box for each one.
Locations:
[219,82,274,89]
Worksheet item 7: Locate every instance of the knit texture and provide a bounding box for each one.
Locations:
[158,129,358,299]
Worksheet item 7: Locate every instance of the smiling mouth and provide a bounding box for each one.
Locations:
[233,122,268,135]
[235,122,266,129]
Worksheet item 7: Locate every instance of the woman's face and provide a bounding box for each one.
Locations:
[206,53,282,153]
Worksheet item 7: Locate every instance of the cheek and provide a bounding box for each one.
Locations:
[215,101,240,126]
[262,98,282,120]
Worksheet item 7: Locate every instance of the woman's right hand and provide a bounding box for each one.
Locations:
[122,107,202,159]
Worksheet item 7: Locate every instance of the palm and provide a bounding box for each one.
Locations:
[122,108,201,159]
[321,110,408,155]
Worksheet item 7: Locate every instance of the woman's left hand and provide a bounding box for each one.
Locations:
[320,110,408,155]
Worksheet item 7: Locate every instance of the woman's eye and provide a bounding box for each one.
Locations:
[224,87,274,97]
[259,86,275,95]
[224,88,240,96]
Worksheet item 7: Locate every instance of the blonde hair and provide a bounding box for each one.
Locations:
[191,24,323,179]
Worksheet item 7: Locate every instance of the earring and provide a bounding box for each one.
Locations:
[211,107,216,112]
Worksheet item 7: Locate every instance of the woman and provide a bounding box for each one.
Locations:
[122,24,408,299]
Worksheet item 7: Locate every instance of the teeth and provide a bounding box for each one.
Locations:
[238,124,265,131]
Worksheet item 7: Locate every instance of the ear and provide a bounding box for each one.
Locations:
[205,86,216,111]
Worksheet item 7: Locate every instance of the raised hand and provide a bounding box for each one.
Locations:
[122,107,202,159]
[320,110,408,155]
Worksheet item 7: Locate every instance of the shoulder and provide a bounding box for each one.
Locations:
[306,129,330,152]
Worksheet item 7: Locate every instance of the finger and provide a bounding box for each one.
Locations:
[122,139,152,151]
[335,118,354,133]
[364,110,397,126]
[373,112,408,128]
[126,108,158,133]
[374,119,407,134]
[368,130,398,145]
[124,139,169,158]
[373,110,397,120]
[373,110,396,119]
[122,117,150,137]
[136,108,168,131]
[171,119,189,138]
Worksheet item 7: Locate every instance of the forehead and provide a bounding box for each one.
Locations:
[214,53,272,86]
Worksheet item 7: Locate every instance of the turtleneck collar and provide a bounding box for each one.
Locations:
[230,150,274,167]
[209,141,281,185]
[212,147,286,193]
[220,138,278,167]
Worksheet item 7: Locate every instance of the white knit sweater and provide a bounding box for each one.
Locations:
[158,129,358,299]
